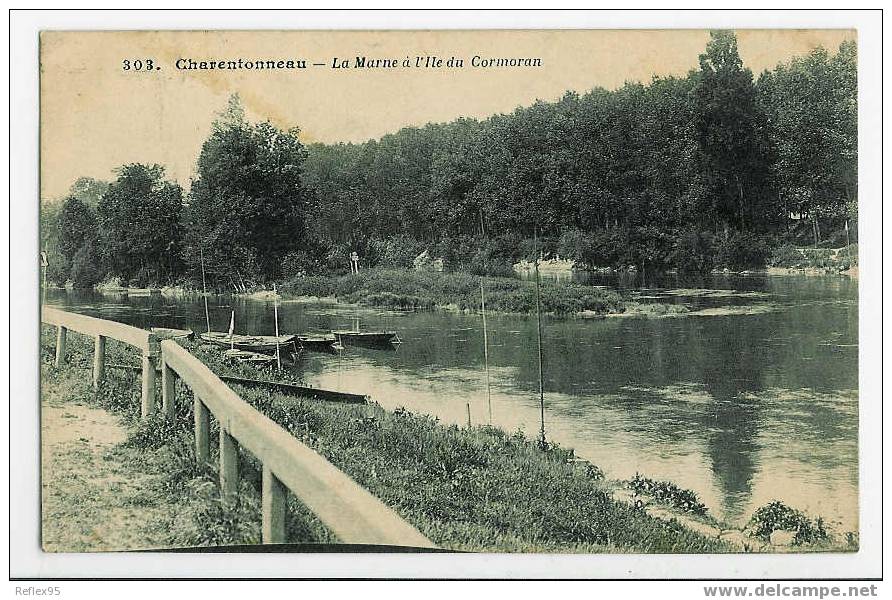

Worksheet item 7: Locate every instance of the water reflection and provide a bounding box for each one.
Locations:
[44,272,858,530]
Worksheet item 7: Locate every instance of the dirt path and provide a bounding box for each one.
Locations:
[41,396,171,552]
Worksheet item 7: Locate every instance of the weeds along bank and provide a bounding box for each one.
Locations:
[40,325,853,552]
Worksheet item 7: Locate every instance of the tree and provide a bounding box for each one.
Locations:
[757,41,857,243]
[693,30,776,233]
[98,163,183,284]
[57,196,98,264]
[68,177,109,208]
[186,94,315,286]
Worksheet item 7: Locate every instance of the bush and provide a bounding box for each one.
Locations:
[556,228,589,266]
[749,501,829,545]
[69,244,104,288]
[43,246,70,286]
[282,241,328,278]
[352,291,436,310]
[372,235,426,269]
[557,227,629,270]
[672,230,715,275]
[768,243,803,268]
[628,473,709,516]
[715,231,771,271]
[468,233,526,276]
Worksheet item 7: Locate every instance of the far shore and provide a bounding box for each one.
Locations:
[70,264,857,321]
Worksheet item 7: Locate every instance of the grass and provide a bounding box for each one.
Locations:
[41,325,732,552]
[278,269,625,317]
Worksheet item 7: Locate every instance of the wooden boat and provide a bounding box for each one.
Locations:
[199,331,296,354]
[331,329,400,347]
[222,348,277,366]
[150,327,194,341]
[297,333,338,352]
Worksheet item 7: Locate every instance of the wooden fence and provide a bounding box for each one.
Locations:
[41,306,436,548]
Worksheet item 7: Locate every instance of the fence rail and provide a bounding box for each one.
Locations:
[41,306,436,549]
[43,306,160,416]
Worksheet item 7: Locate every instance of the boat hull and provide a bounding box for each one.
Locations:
[200,332,296,354]
[331,330,399,347]
[297,334,338,352]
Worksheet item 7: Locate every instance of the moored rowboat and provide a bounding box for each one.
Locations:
[297,333,338,352]
[199,331,296,354]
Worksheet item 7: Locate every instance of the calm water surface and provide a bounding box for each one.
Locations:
[46,272,859,530]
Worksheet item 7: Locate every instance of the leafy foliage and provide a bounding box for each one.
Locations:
[98,164,184,285]
[185,94,314,287]
[43,34,857,286]
[57,196,98,265]
[628,473,709,516]
[749,500,830,545]
[301,32,855,275]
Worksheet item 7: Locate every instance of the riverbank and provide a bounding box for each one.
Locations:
[41,325,854,552]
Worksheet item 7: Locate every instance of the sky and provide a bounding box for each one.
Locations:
[40,29,855,200]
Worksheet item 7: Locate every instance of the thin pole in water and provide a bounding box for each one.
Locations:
[41,243,48,307]
[229,310,235,350]
[480,280,492,424]
[200,246,211,334]
[273,284,281,371]
[466,402,472,428]
[479,208,493,424]
[534,227,546,448]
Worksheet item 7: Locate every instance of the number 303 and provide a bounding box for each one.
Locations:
[122,59,155,71]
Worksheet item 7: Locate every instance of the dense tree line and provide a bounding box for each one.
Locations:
[304,32,857,274]
[43,32,857,288]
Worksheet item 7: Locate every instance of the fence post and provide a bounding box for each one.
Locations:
[141,351,157,419]
[194,395,210,466]
[262,465,286,543]
[92,335,106,389]
[54,326,67,368]
[219,427,239,503]
[161,358,177,419]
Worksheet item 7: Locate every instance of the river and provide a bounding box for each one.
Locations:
[44,272,858,532]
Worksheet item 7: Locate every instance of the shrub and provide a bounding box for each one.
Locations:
[282,249,324,278]
[768,243,803,268]
[69,244,104,288]
[715,231,771,271]
[672,230,715,275]
[628,473,709,516]
[372,235,426,269]
[278,275,337,298]
[749,501,830,545]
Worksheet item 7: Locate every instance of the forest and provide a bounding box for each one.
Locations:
[40,31,857,290]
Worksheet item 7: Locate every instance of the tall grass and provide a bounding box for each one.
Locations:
[280,269,624,316]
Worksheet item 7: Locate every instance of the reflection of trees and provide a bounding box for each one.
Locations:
[697,330,765,521]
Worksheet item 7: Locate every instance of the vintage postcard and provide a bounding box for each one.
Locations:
[36,26,862,562]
